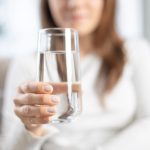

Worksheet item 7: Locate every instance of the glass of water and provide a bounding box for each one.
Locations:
[37,28,82,123]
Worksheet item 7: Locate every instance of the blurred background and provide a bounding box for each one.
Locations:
[0,0,150,147]
[0,0,150,58]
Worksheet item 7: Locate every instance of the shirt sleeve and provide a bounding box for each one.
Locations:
[1,56,59,150]
[2,121,59,150]
[96,39,150,150]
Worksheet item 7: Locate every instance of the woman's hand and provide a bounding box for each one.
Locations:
[13,82,60,136]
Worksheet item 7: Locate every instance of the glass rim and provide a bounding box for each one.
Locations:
[38,50,79,54]
[38,28,80,53]
[39,28,78,34]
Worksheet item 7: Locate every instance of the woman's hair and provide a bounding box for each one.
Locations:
[40,0,126,98]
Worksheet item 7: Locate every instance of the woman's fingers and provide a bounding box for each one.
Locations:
[21,116,52,125]
[18,82,53,94]
[14,94,60,106]
[18,82,81,95]
[14,105,56,117]
[14,82,67,126]
[51,82,81,94]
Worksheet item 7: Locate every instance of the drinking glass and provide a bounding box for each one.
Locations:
[37,28,82,123]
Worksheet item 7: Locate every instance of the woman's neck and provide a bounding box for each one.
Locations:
[79,35,94,59]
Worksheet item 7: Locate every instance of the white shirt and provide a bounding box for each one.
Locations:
[2,38,150,150]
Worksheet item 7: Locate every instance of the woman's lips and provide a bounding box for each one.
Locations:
[71,15,87,21]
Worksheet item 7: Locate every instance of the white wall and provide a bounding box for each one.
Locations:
[144,0,150,41]
[116,0,144,39]
[0,0,40,57]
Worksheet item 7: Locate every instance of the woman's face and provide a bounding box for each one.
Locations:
[48,0,104,36]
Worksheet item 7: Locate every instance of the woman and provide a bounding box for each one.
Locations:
[2,0,150,150]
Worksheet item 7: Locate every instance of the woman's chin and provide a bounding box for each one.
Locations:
[70,25,91,37]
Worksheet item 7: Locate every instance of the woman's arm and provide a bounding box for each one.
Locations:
[1,56,59,150]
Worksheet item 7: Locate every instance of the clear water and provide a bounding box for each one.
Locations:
[37,51,82,123]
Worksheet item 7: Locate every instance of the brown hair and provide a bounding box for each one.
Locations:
[40,0,126,97]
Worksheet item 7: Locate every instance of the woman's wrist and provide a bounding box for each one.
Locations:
[25,124,47,137]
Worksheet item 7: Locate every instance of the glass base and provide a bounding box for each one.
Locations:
[51,118,73,124]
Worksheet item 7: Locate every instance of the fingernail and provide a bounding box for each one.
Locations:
[47,108,54,113]
[44,85,53,92]
[51,96,59,103]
